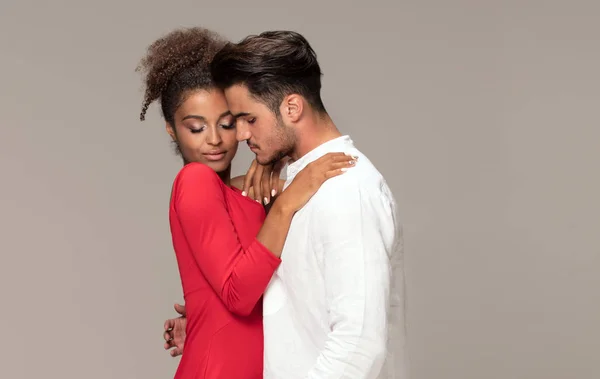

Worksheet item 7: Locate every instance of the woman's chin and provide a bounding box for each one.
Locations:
[204,160,232,174]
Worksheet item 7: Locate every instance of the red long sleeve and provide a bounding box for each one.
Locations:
[171,163,281,316]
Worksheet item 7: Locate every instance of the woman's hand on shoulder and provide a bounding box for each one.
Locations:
[232,158,288,205]
[275,152,357,213]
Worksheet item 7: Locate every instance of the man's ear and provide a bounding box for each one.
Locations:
[280,94,304,123]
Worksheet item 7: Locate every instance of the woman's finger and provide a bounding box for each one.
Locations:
[252,164,264,202]
[313,152,357,166]
[242,160,257,197]
[328,160,357,171]
[325,167,352,179]
[270,159,285,197]
[317,152,346,162]
[331,152,358,162]
[261,164,273,205]
[316,153,357,181]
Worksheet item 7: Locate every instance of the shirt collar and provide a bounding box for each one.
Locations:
[285,135,354,181]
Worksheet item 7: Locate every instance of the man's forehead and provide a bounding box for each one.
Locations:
[224,85,249,100]
[224,85,258,115]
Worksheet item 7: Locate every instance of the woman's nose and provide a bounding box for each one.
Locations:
[207,128,222,145]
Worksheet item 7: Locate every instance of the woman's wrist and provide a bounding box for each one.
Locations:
[270,195,296,217]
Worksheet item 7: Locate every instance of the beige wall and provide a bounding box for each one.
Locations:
[1,1,599,378]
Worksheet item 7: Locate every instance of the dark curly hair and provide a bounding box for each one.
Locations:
[136,27,227,123]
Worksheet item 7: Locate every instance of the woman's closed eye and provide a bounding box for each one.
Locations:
[220,122,236,130]
[190,125,206,133]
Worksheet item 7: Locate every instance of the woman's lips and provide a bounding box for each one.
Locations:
[203,152,226,161]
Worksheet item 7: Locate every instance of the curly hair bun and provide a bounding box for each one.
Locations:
[137,27,227,122]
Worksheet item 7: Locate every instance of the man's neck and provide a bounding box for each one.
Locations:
[290,113,342,161]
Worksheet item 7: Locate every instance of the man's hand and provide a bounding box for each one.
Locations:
[163,303,187,357]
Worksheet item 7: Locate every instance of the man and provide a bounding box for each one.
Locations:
[163,31,408,378]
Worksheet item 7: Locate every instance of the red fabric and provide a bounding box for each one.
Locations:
[169,163,281,378]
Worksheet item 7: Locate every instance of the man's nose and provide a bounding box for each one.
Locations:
[236,123,251,142]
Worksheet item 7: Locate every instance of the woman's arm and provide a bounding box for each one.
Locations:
[173,154,355,316]
[172,163,291,316]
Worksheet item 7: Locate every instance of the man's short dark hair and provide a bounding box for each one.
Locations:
[210,30,326,114]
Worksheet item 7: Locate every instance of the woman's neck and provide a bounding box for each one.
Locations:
[218,165,232,186]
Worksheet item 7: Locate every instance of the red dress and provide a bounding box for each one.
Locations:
[169,162,281,379]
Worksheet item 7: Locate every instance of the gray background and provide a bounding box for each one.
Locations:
[1,1,599,378]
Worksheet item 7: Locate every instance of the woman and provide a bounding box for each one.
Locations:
[137,27,356,378]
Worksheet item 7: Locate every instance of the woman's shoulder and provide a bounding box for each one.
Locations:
[175,162,220,181]
[172,162,224,195]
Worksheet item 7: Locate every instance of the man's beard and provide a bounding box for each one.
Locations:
[262,147,292,166]
[262,135,294,166]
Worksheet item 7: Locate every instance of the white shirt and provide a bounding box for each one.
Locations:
[263,136,409,379]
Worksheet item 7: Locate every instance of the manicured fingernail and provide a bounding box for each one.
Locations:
[256,199,261,203]
[264,197,269,205]
[241,191,247,196]
[341,168,348,172]
[271,189,277,197]
[349,160,356,165]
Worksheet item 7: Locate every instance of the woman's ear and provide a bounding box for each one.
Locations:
[165,123,176,141]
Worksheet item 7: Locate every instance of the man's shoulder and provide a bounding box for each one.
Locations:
[311,149,395,208]
[323,149,388,190]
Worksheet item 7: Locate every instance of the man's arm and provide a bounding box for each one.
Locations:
[163,303,186,357]
[306,187,399,378]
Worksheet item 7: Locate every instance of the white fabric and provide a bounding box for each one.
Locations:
[263,136,409,379]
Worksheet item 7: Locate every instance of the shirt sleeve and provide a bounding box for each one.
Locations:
[171,163,281,316]
[305,186,398,379]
